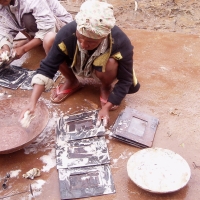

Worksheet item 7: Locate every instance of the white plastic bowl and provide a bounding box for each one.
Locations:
[127,147,191,193]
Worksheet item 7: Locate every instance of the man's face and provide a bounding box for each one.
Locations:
[76,30,105,51]
[0,0,12,6]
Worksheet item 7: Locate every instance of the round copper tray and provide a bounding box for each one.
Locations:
[0,98,49,154]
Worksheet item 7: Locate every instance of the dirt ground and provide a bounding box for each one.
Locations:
[61,0,200,35]
[0,0,200,200]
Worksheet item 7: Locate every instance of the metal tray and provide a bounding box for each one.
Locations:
[56,110,105,142]
[58,164,115,199]
[56,136,110,169]
[0,98,49,154]
[111,107,159,148]
[0,65,28,89]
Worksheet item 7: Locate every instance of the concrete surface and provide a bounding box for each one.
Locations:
[0,29,200,200]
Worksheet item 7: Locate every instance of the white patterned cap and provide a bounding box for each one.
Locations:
[75,0,116,39]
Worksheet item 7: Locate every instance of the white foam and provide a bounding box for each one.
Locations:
[29,179,46,198]
[9,169,21,178]
[40,149,56,172]
[23,108,60,154]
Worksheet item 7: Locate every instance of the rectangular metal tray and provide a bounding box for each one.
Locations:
[111,107,159,148]
[58,164,115,199]
[56,110,105,142]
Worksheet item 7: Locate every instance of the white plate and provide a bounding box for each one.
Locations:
[127,148,191,193]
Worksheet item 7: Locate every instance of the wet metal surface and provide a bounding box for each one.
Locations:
[59,164,115,199]
[111,107,159,148]
[56,136,110,169]
[0,29,200,199]
[0,98,49,154]
[0,65,28,89]
[56,111,115,199]
[56,110,105,141]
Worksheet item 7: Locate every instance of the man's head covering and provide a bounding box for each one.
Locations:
[75,0,116,39]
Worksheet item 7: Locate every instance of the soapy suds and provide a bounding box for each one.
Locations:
[58,164,115,198]
[106,139,110,144]
[9,169,21,178]
[39,98,54,109]
[111,150,129,168]
[105,129,112,135]
[56,136,110,169]
[0,51,9,61]
[20,110,35,128]
[28,179,46,199]
[40,149,56,172]
[0,92,12,100]
[23,108,60,154]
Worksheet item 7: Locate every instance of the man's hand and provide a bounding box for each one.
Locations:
[19,84,45,121]
[19,101,36,121]
[96,102,113,127]
[0,44,11,62]
[13,46,26,59]
[13,38,42,59]
[19,103,36,128]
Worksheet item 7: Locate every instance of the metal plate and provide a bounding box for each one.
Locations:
[0,65,60,90]
[0,65,28,89]
[56,110,105,141]
[56,136,110,169]
[58,164,115,199]
[127,148,191,193]
[0,98,49,154]
[111,107,159,148]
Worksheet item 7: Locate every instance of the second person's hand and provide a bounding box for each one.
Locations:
[13,46,26,59]
[0,45,11,62]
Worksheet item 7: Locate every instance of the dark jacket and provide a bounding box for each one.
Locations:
[37,21,140,105]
